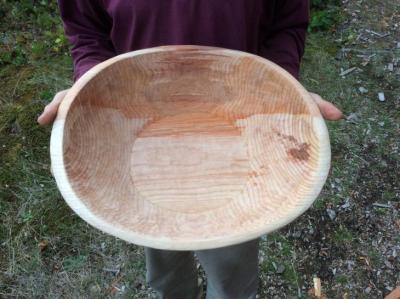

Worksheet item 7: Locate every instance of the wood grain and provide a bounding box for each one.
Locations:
[50,45,331,250]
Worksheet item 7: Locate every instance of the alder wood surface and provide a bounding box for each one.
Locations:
[50,45,331,250]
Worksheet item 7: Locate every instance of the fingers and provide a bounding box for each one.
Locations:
[309,92,344,121]
[37,89,69,126]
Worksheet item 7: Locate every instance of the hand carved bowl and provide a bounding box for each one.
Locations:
[51,45,330,250]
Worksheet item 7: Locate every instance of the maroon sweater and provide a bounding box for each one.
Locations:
[59,0,309,81]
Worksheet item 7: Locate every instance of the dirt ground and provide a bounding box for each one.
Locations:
[0,0,399,298]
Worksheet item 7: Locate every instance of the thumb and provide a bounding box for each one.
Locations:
[310,93,344,121]
[37,89,69,126]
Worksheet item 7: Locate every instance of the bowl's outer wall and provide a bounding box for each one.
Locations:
[50,45,331,250]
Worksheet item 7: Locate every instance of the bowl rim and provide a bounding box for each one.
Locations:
[50,45,331,250]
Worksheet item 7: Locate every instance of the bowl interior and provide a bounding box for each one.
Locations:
[55,47,329,250]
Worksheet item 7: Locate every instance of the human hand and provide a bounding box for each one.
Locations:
[309,92,343,121]
[37,89,70,125]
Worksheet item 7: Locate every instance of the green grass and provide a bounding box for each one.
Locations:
[1,1,399,298]
[333,227,353,243]
[0,3,150,296]
[335,274,349,285]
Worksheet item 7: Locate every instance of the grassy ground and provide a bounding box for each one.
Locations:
[1,0,399,298]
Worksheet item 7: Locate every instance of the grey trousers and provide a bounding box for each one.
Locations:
[144,239,259,299]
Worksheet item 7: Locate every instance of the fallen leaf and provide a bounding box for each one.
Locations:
[358,256,371,266]
[107,285,119,296]
[395,219,400,229]
[52,263,61,272]
[106,274,124,296]
[38,240,48,252]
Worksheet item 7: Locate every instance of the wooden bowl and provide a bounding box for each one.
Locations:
[51,46,330,250]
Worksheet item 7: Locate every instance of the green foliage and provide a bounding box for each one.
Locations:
[310,0,341,32]
[63,255,88,272]
[0,0,69,66]
[310,10,337,31]
[333,226,354,243]
[336,274,349,284]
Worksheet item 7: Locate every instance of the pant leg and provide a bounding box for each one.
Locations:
[144,247,202,299]
[195,239,260,299]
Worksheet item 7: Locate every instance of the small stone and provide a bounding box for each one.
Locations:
[384,260,394,269]
[364,287,371,294]
[292,231,302,238]
[89,284,101,294]
[326,208,336,220]
[346,113,359,122]
[359,87,368,94]
[341,201,350,209]
[378,121,385,126]
[276,264,285,274]
[378,92,385,102]
[346,260,355,271]
[388,63,394,72]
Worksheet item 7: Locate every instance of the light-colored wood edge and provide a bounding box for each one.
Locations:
[50,45,331,250]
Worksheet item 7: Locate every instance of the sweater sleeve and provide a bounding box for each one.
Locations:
[259,0,309,79]
[58,0,116,81]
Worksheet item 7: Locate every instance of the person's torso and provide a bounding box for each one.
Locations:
[100,0,276,54]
